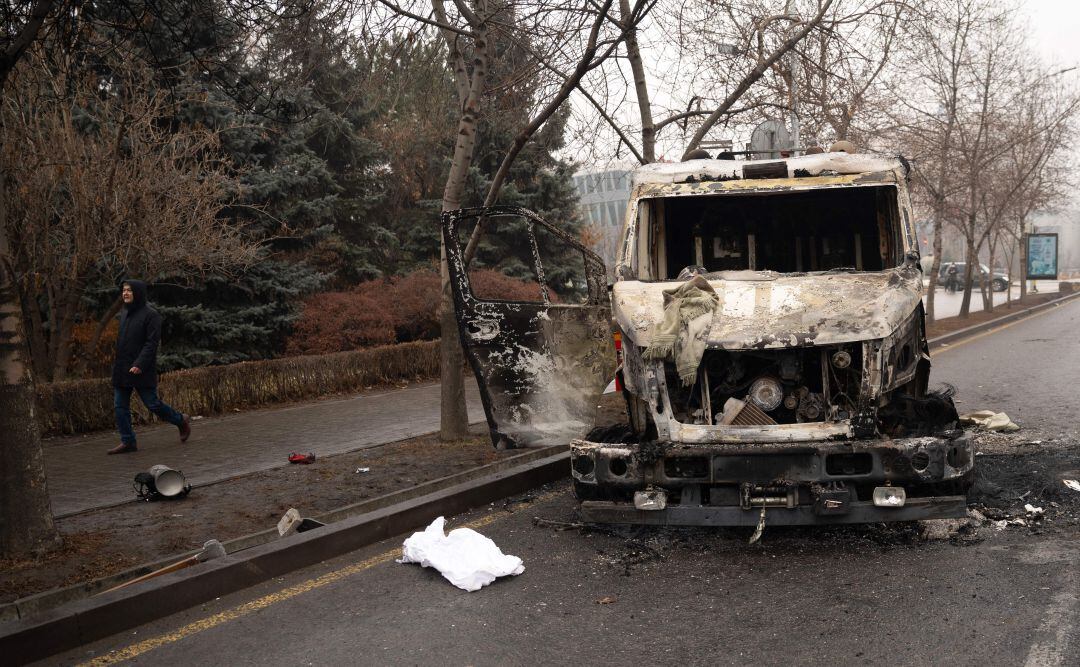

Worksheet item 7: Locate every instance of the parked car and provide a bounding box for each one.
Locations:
[938,262,1009,292]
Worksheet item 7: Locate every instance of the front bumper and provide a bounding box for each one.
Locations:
[571,433,974,525]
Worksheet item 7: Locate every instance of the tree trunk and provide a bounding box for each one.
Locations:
[435,11,491,441]
[51,288,80,381]
[1003,239,1014,306]
[1019,234,1028,299]
[621,0,654,163]
[925,206,945,322]
[984,242,996,314]
[438,253,469,441]
[15,278,49,378]
[0,182,61,558]
[959,235,976,318]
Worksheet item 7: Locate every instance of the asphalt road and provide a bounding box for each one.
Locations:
[43,299,1080,667]
[931,294,1080,438]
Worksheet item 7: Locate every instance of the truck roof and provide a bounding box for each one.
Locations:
[631,151,906,187]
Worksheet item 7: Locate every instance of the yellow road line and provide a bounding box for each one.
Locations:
[78,489,563,666]
[932,301,1068,355]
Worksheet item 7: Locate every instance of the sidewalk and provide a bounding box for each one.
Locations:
[43,381,484,518]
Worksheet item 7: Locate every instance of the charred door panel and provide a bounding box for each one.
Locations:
[442,207,614,448]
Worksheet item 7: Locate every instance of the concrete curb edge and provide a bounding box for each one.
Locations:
[0,450,569,665]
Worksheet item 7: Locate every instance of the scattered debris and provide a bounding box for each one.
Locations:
[919,518,970,540]
[276,508,326,537]
[355,467,370,474]
[595,596,617,605]
[1024,504,1044,516]
[748,506,767,544]
[959,411,1020,432]
[399,516,523,591]
[288,452,316,464]
[1064,480,1080,492]
[533,517,586,531]
[133,465,191,501]
[99,539,225,595]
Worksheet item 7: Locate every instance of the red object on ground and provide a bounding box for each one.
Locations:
[288,452,316,464]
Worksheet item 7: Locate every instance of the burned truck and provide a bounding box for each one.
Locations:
[443,151,973,526]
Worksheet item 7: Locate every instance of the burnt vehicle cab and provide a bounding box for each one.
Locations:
[442,151,973,527]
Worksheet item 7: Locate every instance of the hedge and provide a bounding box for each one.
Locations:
[37,340,441,437]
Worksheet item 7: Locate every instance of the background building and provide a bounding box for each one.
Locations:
[573,169,632,271]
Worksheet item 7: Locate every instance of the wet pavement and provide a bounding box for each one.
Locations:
[42,297,1080,667]
[43,381,483,517]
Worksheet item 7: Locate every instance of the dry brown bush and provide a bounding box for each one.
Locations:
[37,340,440,436]
[285,292,397,355]
[284,267,552,354]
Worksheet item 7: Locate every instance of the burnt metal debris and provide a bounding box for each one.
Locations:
[442,151,974,527]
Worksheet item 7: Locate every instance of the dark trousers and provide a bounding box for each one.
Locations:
[114,386,183,445]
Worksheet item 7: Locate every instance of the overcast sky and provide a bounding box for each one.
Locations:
[1026,0,1080,66]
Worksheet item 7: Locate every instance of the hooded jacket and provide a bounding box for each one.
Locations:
[111,280,162,388]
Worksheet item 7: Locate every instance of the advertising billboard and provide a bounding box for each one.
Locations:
[1026,233,1058,280]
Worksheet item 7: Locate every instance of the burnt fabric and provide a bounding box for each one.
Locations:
[111,279,161,388]
[642,275,719,386]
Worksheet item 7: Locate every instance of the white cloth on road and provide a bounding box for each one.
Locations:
[958,410,1019,432]
[398,516,524,591]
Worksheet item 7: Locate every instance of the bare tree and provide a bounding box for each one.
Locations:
[0,0,65,558]
[2,49,259,383]
[571,0,842,166]
[889,0,988,322]
[994,66,1078,303]
[376,0,648,439]
[777,0,908,148]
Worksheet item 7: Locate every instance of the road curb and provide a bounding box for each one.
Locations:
[1,443,561,625]
[0,449,570,665]
[927,290,1080,350]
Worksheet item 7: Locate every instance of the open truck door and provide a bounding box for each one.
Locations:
[442,207,615,448]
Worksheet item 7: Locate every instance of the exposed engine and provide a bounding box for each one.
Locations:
[662,345,863,426]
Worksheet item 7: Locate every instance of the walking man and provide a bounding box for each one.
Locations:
[107,279,191,454]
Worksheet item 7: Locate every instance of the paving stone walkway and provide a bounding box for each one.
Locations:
[43,381,484,518]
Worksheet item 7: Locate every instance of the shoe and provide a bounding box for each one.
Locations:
[179,414,191,442]
[107,443,138,455]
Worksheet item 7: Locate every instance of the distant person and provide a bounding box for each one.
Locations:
[107,279,191,454]
[944,263,959,293]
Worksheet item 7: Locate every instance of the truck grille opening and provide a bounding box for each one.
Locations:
[826,453,873,476]
[664,346,863,426]
[664,457,709,479]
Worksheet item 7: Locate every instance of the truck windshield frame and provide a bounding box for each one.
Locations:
[618,178,916,281]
